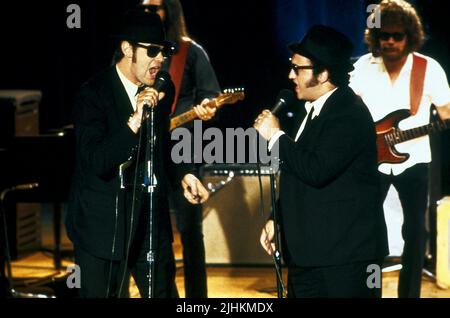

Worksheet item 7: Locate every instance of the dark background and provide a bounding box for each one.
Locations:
[0,0,449,193]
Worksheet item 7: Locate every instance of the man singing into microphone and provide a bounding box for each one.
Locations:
[254,25,389,298]
[66,9,209,298]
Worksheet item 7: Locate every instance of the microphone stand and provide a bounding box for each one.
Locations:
[144,104,157,298]
[255,132,284,298]
[269,169,283,298]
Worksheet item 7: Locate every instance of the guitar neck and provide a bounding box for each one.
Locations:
[169,99,218,131]
[170,109,198,130]
[390,119,449,144]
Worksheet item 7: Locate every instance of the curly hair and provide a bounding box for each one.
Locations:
[365,0,425,55]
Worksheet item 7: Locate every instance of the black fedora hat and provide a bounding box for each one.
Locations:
[289,25,354,72]
[113,8,166,45]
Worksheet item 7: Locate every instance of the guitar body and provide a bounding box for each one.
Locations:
[375,109,411,165]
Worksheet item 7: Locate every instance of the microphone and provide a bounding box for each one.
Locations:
[142,71,171,110]
[271,89,295,114]
[152,70,171,93]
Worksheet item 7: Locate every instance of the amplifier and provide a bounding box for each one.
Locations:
[437,196,450,289]
[0,90,41,146]
[201,164,278,265]
[201,163,276,177]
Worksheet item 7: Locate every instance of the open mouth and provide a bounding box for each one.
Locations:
[148,66,161,78]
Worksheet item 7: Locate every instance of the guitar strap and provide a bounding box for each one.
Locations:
[410,53,427,115]
[168,39,191,115]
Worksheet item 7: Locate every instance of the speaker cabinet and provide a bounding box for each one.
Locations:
[0,90,42,259]
[0,90,41,147]
[202,175,275,265]
[437,196,450,289]
[11,203,42,258]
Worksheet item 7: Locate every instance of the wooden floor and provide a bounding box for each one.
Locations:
[6,229,450,298]
[4,209,450,298]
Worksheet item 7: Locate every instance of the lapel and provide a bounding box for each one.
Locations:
[295,87,348,143]
[108,67,135,125]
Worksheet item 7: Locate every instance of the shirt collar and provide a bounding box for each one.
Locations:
[370,53,414,74]
[304,87,338,119]
[116,64,139,110]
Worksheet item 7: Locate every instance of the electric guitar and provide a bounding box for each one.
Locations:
[119,89,245,189]
[169,88,245,131]
[375,108,449,164]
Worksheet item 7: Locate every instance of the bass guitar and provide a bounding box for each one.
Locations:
[375,108,449,164]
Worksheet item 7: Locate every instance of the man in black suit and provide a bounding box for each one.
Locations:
[66,9,209,298]
[254,25,389,298]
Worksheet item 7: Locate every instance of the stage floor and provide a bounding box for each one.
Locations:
[7,223,450,298]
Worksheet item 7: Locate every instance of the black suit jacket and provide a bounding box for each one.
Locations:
[275,86,388,267]
[66,66,190,260]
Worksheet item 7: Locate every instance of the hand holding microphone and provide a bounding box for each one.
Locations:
[136,70,171,110]
[129,71,171,133]
[136,87,163,111]
[253,89,295,140]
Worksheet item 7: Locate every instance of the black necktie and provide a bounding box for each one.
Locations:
[303,106,315,131]
[135,85,146,96]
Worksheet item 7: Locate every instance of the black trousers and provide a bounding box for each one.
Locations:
[287,260,383,298]
[170,187,207,298]
[379,163,428,298]
[74,198,177,298]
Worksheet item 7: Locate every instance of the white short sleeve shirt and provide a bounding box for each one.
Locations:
[350,53,450,175]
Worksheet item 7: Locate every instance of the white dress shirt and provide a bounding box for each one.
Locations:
[350,53,450,175]
[116,65,139,112]
[268,88,337,150]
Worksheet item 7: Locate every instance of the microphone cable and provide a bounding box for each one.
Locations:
[115,112,146,298]
[105,191,120,297]
[254,134,286,297]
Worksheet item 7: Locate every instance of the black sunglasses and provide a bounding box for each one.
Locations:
[290,63,314,75]
[142,4,164,12]
[133,42,175,58]
[379,32,406,42]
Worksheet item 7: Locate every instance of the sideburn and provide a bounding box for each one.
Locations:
[305,75,320,88]
[131,46,137,63]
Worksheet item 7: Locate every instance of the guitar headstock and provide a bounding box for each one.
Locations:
[215,88,245,107]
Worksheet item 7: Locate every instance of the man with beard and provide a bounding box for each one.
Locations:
[350,0,450,298]
[66,9,209,298]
